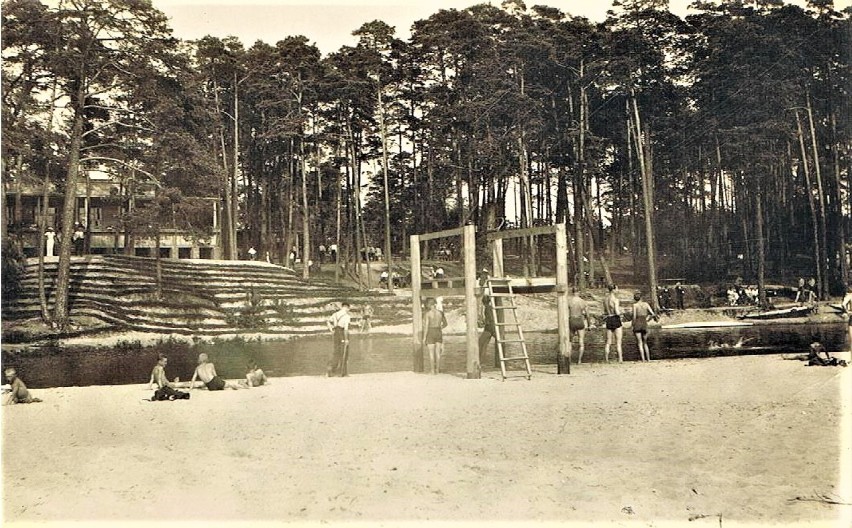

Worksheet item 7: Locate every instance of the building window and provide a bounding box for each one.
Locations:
[199,247,213,259]
[178,247,191,259]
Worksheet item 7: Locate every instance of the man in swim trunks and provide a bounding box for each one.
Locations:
[603,284,624,363]
[188,353,234,391]
[3,367,42,405]
[566,287,589,364]
[479,294,497,365]
[631,291,656,361]
[422,297,448,374]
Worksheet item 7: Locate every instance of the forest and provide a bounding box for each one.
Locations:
[2,0,850,328]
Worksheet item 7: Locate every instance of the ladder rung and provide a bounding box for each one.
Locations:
[498,338,526,344]
[488,293,515,297]
[493,305,517,309]
[500,356,530,362]
[495,322,520,326]
[487,278,512,282]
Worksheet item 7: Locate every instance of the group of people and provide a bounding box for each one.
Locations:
[794,277,819,305]
[148,352,268,401]
[563,284,658,364]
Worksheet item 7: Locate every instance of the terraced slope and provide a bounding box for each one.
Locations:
[4,255,412,336]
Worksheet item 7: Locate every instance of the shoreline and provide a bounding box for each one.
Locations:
[3,355,851,526]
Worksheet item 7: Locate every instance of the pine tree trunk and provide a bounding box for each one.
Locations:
[806,96,829,299]
[631,92,658,311]
[52,82,87,329]
[796,110,823,300]
[378,84,394,291]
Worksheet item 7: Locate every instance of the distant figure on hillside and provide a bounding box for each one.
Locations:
[422,298,448,374]
[148,354,189,400]
[566,287,589,364]
[360,304,374,333]
[434,267,445,279]
[3,367,42,405]
[675,282,685,310]
[247,247,257,260]
[72,223,85,256]
[327,302,352,376]
[631,292,657,362]
[188,353,238,391]
[794,278,807,304]
[245,360,268,387]
[807,277,818,304]
[380,270,389,287]
[603,284,624,363]
[843,286,852,353]
[329,244,338,261]
[44,227,56,257]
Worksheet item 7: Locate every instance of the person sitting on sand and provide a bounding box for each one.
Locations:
[188,353,237,391]
[806,340,846,367]
[631,292,657,362]
[148,355,190,400]
[245,361,268,387]
[3,367,42,405]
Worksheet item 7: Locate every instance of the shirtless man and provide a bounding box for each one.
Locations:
[188,353,236,391]
[3,368,41,405]
[566,288,589,364]
[603,284,624,363]
[422,297,448,374]
[149,354,177,390]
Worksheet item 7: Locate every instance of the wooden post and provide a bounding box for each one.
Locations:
[556,223,571,374]
[491,238,505,368]
[410,234,424,373]
[463,224,480,379]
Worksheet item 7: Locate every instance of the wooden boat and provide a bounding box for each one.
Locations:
[662,321,754,329]
[737,306,814,320]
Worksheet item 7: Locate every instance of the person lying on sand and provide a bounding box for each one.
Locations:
[245,361,268,387]
[784,340,847,367]
[188,353,239,390]
[2,367,42,405]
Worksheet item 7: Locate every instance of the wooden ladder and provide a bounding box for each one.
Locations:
[485,277,532,381]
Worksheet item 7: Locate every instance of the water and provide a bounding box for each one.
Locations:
[2,323,847,389]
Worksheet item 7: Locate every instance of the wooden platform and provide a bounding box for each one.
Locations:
[418,276,564,297]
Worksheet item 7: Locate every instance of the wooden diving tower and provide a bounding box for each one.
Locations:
[410,223,572,379]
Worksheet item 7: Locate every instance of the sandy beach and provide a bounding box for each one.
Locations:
[2,354,851,527]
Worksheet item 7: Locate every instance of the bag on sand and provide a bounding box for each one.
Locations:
[153,387,190,401]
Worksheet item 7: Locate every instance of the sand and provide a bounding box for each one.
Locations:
[2,354,851,528]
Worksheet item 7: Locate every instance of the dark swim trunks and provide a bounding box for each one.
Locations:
[206,376,226,391]
[605,314,622,331]
[632,317,648,335]
[569,316,585,332]
[425,327,443,345]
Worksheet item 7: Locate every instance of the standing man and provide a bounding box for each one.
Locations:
[327,301,351,377]
[843,285,852,353]
[72,223,85,256]
[478,294,496,365]
[603,284,624,363]
[675,282,685,310]
[566,287,589,364]
[422,298,448,374]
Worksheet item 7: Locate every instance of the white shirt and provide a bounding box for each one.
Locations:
[329,309,351,330]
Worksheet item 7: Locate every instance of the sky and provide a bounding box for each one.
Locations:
[154,0,852,55]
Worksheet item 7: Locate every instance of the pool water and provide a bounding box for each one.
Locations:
[2,322,847,388]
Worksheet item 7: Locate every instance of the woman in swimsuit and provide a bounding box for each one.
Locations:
[631,292,656,361]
